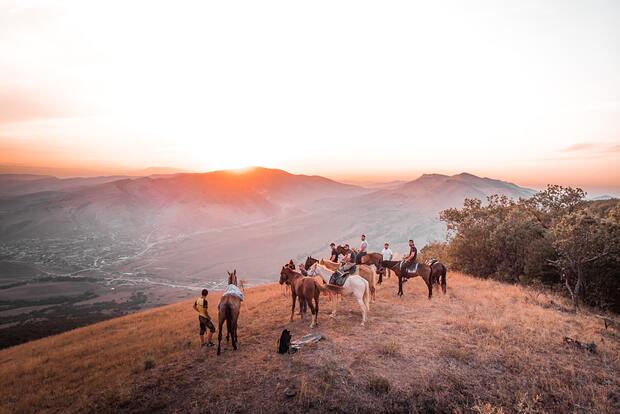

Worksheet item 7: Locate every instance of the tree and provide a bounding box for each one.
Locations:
[549,208,620,309]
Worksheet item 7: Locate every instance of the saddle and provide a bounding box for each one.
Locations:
[329,265,356,286]
[401,261,419,274]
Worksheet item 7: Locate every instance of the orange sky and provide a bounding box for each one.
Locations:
[1,1,619,194]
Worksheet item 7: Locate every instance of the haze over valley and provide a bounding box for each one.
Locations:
[0,167,536,347]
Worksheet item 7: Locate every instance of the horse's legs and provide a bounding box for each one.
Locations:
[330,293,338,317]
[398,275,404,296]
[425,274,433,299]
[314,291,320,327]
[217,314,225,356]
[307,294,316,328]
[232,313,238,351]
[290,293,296,322]
[355,293,367,325]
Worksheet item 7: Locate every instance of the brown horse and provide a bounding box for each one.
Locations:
[335,246,385,280]
[279,265,322,328]
[429,261,447,294]
[305,257,378,302]
[217,270,242,355]
[383,260,445,299]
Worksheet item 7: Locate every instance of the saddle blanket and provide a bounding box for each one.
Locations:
[329,265,356,286]
[403,261,419,274]
[222,284,244,301]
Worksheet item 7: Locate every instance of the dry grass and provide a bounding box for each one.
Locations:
[1,274,619,413]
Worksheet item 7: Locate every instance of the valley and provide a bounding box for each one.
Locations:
[0,168,534,348]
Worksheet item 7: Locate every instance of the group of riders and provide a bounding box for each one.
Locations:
[301,234,419,282]
[194,235,425,349]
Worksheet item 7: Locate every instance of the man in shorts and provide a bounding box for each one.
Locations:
[193,289,215,348]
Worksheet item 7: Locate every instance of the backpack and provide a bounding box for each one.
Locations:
[277,329,291,354]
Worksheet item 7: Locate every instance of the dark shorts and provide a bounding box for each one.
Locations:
[199,316,215,335]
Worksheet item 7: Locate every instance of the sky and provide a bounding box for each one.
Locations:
[0,0,619,194]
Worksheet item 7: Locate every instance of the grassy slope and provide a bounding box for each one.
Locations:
[1,273,618,414]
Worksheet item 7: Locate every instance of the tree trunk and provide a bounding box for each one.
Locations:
[572,267,584,310]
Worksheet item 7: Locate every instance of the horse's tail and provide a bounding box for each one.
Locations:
[362,280,370,312]
[440,264,447,293]
[225,302,233,337]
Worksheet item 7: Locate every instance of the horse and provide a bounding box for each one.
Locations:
[279,265,322,328]
[287,259,328,309]
[335,246,386,280]
[382,260,446,299]
[217,270,242,355]
[307,257,378,302]
[306,262,370,325]
[429,261,447,294]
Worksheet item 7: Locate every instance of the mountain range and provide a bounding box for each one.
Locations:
[0,167,534,277]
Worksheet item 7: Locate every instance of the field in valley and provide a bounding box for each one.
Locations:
[1,272,618,413]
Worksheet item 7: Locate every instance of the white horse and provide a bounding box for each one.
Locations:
[307,263,370,325]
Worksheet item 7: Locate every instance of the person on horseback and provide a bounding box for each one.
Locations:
[403,239,418,271]
[353,234,368,264]
[338,245,355,273]
[329,242,339,262]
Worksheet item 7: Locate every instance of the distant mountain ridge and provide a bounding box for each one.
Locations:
[0,167,536,285]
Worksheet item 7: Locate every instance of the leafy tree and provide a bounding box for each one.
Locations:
[549,206,620,309]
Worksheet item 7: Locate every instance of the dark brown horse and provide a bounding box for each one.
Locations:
[279,265,322,328]
[429,261,447,294]
[383,260,446,299]
[217,270,242,355]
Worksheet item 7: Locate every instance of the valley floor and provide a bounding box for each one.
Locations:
[1,273,618,413]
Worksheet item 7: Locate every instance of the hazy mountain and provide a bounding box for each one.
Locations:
[0,174,131,198]
[0,168,536,346]
[590,194,617,201]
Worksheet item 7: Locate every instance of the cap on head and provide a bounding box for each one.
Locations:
[201,289,208,296]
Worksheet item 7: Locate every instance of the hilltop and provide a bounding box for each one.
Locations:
[1,273,618,413]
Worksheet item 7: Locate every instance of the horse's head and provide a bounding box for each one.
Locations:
[279,266,290,285]
[304,256,318,270]
[286,259,295,270]
[336,245,349,255]
[227,269,238,286]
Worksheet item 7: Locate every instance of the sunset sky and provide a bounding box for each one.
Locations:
[1,1,619,194]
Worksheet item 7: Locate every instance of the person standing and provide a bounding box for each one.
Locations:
[193,289,215,348]
[381,242,393,261]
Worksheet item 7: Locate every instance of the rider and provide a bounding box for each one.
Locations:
[338,248,356,274]
[354,234,368,264]
[329,242,339,262]
[402,239,418,270]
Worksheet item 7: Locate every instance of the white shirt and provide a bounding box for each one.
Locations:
[360,240,368,252]
[381,248,393,261]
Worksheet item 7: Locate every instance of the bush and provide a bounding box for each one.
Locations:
[440,186,620,312]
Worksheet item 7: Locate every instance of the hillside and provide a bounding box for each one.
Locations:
[1,273,618,414]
